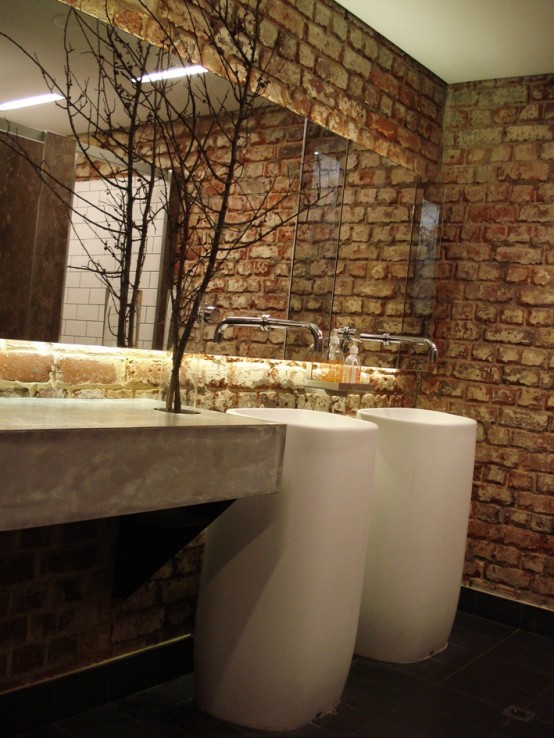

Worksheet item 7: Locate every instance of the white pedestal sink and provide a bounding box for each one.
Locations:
[194,408,378,731]
[355,407,477,663]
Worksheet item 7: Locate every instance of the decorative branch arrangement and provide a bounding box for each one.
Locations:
[1,0,329,411]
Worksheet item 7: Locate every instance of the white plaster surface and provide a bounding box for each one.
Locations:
[0,398,285,531]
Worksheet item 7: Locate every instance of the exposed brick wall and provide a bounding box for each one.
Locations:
[1,0,550,696]
[194,106,420,363]
[422,75,554,607]
[0,518,204,692]
[60,0,446,178]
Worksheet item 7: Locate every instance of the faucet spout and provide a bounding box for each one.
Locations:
[359,332,438,362]
[213,315,324,355]
[213,315,267,341]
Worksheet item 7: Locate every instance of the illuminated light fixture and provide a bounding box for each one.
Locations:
[0,92,64,111]
[135,65,208,84]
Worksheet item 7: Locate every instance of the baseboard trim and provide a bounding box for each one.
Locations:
[458,585,553,637]
[1,635,193,738]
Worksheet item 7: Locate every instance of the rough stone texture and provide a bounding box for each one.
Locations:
[1,0,552,698]
[60,0,446,178]
[423,74,554,609]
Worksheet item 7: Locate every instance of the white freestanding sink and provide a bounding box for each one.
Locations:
[355,407,477,663]
[194,408,378,731]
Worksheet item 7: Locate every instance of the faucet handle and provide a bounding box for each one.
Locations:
[337,325,356,337]
[337,325,356,351]
[198,305,221,325]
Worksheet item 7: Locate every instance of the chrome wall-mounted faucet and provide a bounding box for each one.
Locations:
[213,314,324,354]
[358,332,438,362]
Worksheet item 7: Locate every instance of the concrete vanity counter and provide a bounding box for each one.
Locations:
[0,398,286,531]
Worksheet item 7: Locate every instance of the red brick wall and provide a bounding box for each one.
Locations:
[422,75,554,606]
[0,520,203,691]
[1,0,551,695]
[61,0,446,178]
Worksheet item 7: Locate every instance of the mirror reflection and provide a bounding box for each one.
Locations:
[0,0,437,369]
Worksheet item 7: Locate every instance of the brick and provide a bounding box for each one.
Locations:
[500,408,549,432]
[517,493,554,515]
[519,204,554,222]
[501,527,546,552]
[457,128,503,147]
[519,286,554,306]
[342,46,371,78]
[0,352,53,383]
[484,327,533,345]
[11,643,46,675]
[57,356,120,385]
[0,555,35,586]
[522,554,545,574]
[111,609,165,643]
[503,366,543,386]
[505,125,552,142]
[315,56,348,90]
[478,86,529,106]
[268,3,306,35]
[12,586,48,614]
[0,617,28,647]
[497,161,551,182]
[47,635,79,667]
[486,564,532,589]
[41,546,96,575]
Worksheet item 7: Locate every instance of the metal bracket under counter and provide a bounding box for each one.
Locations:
[113,501,234,598]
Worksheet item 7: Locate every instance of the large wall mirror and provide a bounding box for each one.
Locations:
[0,0,439,368]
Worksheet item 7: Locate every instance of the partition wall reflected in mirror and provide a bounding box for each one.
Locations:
[0,0,440,368]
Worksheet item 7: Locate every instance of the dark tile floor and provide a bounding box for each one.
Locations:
[16,611,554,738]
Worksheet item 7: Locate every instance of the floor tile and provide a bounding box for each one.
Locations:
[10,616,554,738]
[57,704,161,738]
[410,684,509,732]
[453,611,518,641]
[311,701,374,736]
[382,697,493,738]
[443,667,537,710]
[506,629,554,656]
[449,613,514,654]
[342,659,428,719]
[525,681,554,726]
[15,728,69,738]
[349,714,429,737]
[242,721,328,737]
[494,716,554,737]
[465,643,554,693]
[388,641,484,683]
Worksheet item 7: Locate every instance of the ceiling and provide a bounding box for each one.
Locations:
[336,0,554,83]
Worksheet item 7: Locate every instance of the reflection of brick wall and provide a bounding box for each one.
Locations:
[422,75,553,607]
[333,144,418,338]
[59,0,446,178]
[196,105,304,359]
[193,109,420,363]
